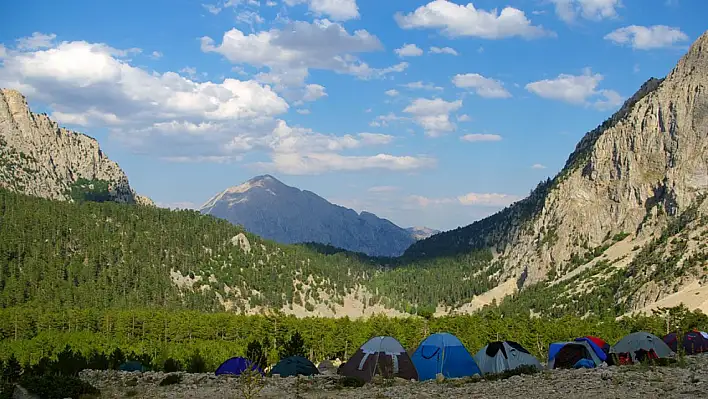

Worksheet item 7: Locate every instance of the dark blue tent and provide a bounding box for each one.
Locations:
[119,361,145,372]
[411,333,481,380]
[215,357,264,376]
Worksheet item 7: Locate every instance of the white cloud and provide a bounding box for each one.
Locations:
[1,36,431,173]
[604,25,689,50]
[429,46,458,55]
[283,0,360,21]
[460,133,502,142]
[408,192,520,207]
[457,114,471,122]
[452,73,511,98]
[395,43,423,57]
[303,84,327,101]
[201,19,407,94]
[0,45,6,59]
[401,81,443,91]
[395,0,554,39]
[296,108,311,114]
[150,51,163,59]
[202,3,222,14]
[531,163,547,169]
[550,0,621,23]
[403,98,462,136]
[525,68,623,110]
[385,89,400,97]
[16,32,57,50]
[368,186,399,193]
[179,66,198,79]
[369,112,408,127]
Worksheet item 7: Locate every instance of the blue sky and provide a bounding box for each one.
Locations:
[1,0,705,231]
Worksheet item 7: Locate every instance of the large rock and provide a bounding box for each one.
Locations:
[0,88,151,204]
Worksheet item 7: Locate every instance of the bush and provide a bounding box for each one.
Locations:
[163,358,182,373]
[19,374,99,399]
[187,351,206,373]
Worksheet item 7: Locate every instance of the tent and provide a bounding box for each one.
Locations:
[411,333,481,380]
[663,331,708,355]
[576,336,610,357]
[270,356,319,377]
[215,357,264,376]
[473,341,542,375]
[548,341,603,369]
[337,336,418,382]
[119,361,145,372]
[611,332,674,365]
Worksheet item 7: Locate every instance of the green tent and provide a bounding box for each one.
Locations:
[270,356,319,377]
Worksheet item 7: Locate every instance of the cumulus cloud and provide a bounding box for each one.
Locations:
[283,0,360,21]
[525,68,623,110]
[150,51,163,59]
[385,89,400,97]
[403,98,462,137]
[16,32,57,50]
[395,0,554,39]
[401,81,443,91]
[604,25,689,50]
[457,114,471,122]
[0,35,428,174]
[550,0,621,23]
[452,73,511,98]
[429,46,458,55]
[296,108,311,114]
[460,134,502,142]
[532,163,547,169]
[395,43,423,57]
[201,19,407,97]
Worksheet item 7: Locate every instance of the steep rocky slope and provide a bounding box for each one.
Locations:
[0,89,152,205]
[407,30,708,315]
[406,226,441,240]
[200,175,416,257]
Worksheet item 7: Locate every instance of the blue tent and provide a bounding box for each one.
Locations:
[411,333,481,380]
[215,357,264,376]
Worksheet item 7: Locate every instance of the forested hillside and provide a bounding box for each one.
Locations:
[0,188,503,316]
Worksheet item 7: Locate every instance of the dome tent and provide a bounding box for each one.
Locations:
[663,331,708,355]
[338,336,418,382]
[611,332,674,365]
[215,357,264,376]
[473,341,542,375]
[548,341,604,369]
[411,332,481,380]
[270,356,319,377]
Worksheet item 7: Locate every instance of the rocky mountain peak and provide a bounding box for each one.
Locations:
[0,88,153,205]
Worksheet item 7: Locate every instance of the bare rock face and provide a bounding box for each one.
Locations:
[0,89,151,204]
[407,30,708,309]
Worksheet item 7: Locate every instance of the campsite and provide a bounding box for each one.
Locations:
[5,327,708,398]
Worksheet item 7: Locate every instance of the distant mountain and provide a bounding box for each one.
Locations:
[200,175,417,257]
[406,226,440,240]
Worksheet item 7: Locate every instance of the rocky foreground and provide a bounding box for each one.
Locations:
[78,355,708,399]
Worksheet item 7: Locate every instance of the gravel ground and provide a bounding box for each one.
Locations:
[77,355,708,398]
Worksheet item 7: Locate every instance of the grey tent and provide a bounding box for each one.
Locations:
[611,332,674,364]
[473,341,542,375]
[338,336,418,382]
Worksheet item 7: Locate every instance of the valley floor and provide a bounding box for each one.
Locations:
[79,355,708,399]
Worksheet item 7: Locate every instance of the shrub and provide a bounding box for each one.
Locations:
[19,374,99,399]
[163,359,182,373]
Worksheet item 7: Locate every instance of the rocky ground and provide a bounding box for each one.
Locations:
[75,355,708,399]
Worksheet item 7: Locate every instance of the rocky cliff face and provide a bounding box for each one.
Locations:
[0,89,152,205]
[406,226,441,241]
[407,30,708,313]
[200,175,416,257]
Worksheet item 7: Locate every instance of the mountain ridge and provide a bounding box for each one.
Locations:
[200,174,421,257]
